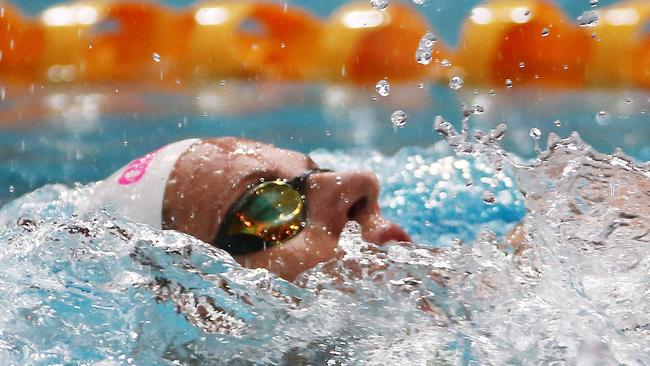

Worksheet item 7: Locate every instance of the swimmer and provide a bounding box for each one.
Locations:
[93,137,410,281]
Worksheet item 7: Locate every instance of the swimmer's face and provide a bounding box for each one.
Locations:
[163,137,410,281]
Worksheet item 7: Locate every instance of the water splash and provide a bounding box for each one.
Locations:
[1,123,649,364]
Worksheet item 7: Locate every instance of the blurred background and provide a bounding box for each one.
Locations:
[1,0,649,206]
[14,0,628,46]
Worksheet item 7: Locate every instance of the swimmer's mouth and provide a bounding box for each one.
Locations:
[346,197,411,244]
[367,220,412,245]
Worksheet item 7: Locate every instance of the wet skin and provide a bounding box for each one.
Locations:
[163,137,410,281]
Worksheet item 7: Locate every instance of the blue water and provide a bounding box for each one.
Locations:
[0,144,523,363]
[2,85,649,206]
[2,0,650,363]
[1,135,648,364]
[0,138,526,365]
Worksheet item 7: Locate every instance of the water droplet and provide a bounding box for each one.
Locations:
[417,83,425,89]
[505,79,513,88]
[554,119,561,127]
[370,0,389,10]
[449,76,464,90]
[412,0,425,4]
[418,31,436,49]
[391,110,408,127]
[482,190,495,204]
[415,32,436,65]
[519,62,525,68]
[590,0,598,7]
[577,10,599,27]
[152,53,161,63]
[529,127,542,140]
[541,27,550,37]
[463,103,485,119]
[492,123,507,140]
[441,59,451,67]
[8,185,14,193]
[595,110,610,125]
[375,79,390,96]
[415,50,432,65]
[335,176,342,185]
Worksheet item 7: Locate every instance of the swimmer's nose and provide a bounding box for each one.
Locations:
[306,170,402,239]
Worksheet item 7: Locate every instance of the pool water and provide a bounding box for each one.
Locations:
[2,84,649,206]
[2,0,650,364]
[1,126,648,364]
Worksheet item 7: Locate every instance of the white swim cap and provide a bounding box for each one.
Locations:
[92,138,201,228]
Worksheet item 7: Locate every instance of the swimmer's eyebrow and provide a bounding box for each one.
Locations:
[233,158,320,188]
[234,169,276,188]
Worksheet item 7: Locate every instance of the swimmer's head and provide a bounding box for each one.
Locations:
[99,137,410,280]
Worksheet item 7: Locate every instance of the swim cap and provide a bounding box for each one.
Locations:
[92,138,201,228]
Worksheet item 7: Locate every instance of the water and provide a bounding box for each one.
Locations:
[577,10,600,27]
[370,0,389,11]
[415,32,437,66]
[374,80,390,97]
[2,118,650,363]
[390,110,408,127]
[2,85,649,206]
[449,76,464,90]
[2,0,649,363]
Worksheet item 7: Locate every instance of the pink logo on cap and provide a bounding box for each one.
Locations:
[118,150,159,185]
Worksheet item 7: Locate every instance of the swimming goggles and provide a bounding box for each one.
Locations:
[214,169,331,255]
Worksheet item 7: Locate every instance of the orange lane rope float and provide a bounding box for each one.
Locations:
[0,0,649,88]
[0,0,447,85]
[186,1,322,80]
[317,1,448,84]
[455,0,593,88]
[585,0,650,88]
[0,2,45,84]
